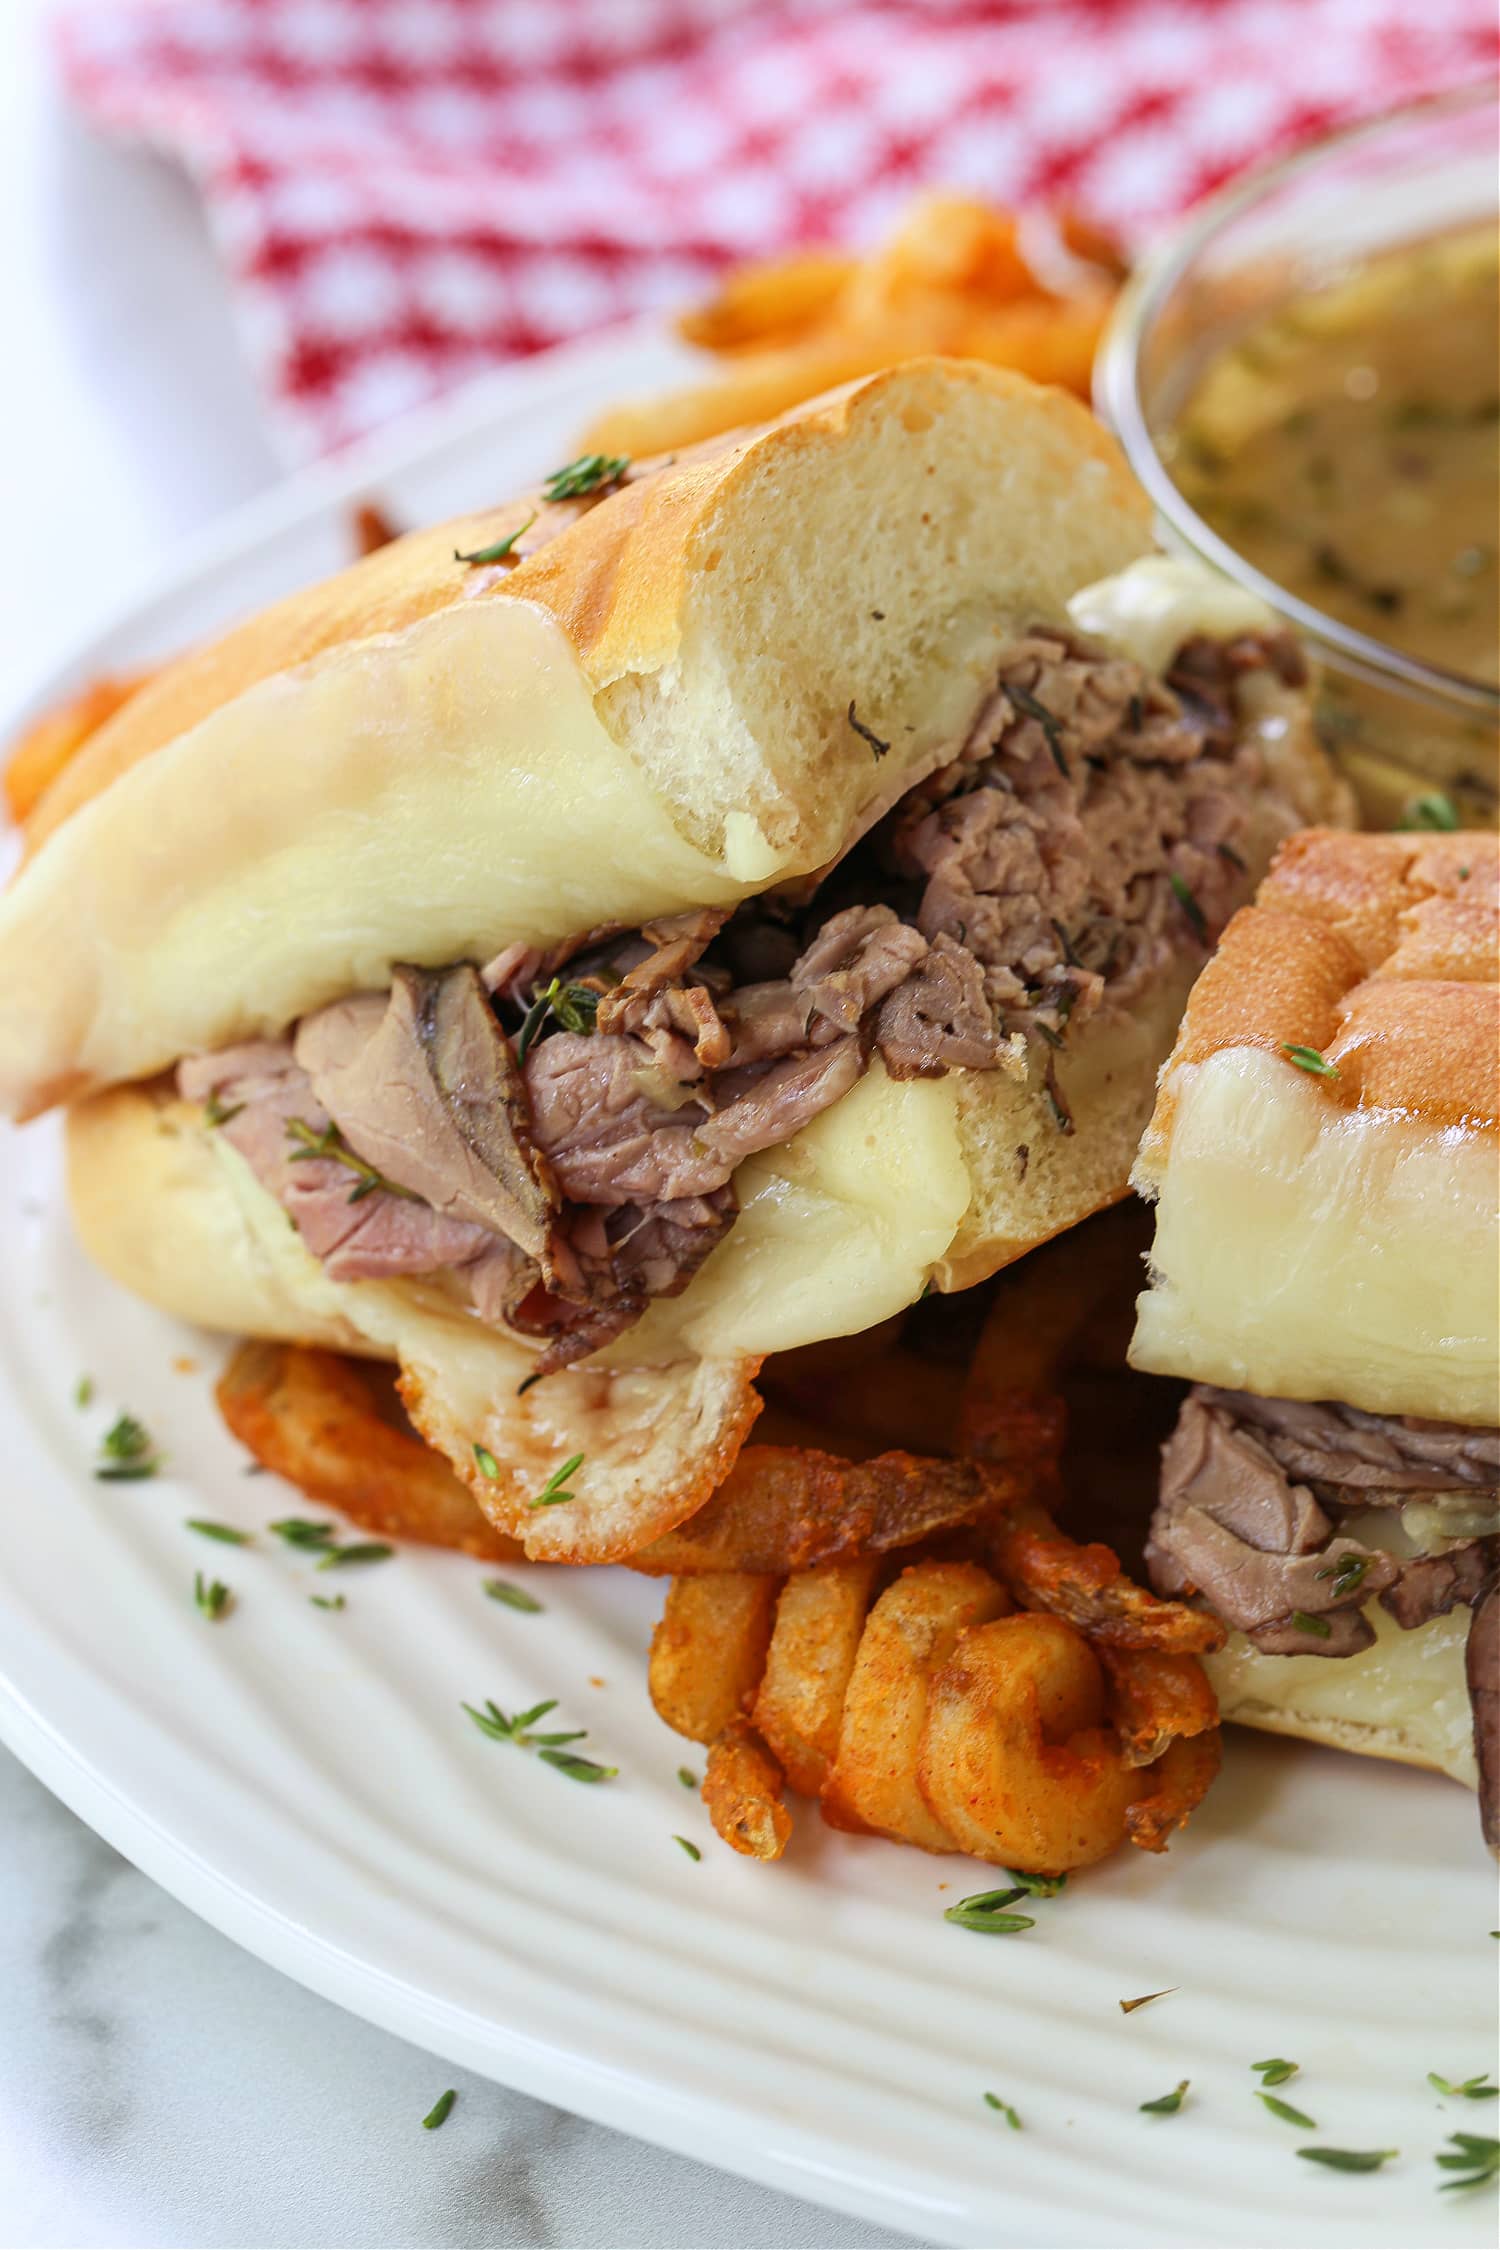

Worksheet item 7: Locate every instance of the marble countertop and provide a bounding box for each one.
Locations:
[0,9,910,2243]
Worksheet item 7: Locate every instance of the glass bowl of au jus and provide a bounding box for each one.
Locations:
[1096,84,1498,828]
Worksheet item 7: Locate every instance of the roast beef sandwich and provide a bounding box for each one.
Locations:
[0,359,1346,1563]
[1130,828,1499,1848]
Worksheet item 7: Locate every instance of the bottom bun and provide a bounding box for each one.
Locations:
[1204,1598,1477,1791]
[65,968,1197,1565]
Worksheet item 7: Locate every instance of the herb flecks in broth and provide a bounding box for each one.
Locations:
[1168,226,1499,685]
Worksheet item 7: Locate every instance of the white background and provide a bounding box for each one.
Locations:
[0,6,903,2243]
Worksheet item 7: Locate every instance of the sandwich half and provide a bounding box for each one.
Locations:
[2,359,1346,1561]
[1130,827,1498,1848]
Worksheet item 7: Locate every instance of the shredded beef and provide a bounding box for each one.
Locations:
[1149,1384,1499,1850]
[181,622,1296,1370]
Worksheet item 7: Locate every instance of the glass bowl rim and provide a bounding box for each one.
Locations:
[1095,81,1500,726]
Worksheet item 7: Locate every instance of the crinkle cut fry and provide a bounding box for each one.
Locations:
[627,1447,1035,1577]
[216,1339,522,1561]
[703,1719,792,1861]
[1125,1729,1223,1852]
[1101,1646,1221,1768]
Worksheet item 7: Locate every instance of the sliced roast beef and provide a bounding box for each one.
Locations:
[525,1033,724,1206]
[1194,1388,1500,1497]
[877,932,1003,1079]
[176,1038,497,1284]
[1150,1383,1499,1846]
[696,1037,866,1167]
[1379,1541,1495,1630]
[183,622,1300,1372]
[296,965,556,1260]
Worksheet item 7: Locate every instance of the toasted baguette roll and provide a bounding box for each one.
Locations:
[1132,830,1499,1426]
[1131,829,1498,1827]
[26,362,1344,1557]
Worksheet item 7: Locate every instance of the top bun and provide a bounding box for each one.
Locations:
[0,359,1151,1119]
[1131,829,1499,1426]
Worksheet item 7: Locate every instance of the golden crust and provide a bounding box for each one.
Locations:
[1147,829,1499,1146]
[24,359,1137,856]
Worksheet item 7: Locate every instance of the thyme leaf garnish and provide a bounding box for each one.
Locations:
[677,1766,699,1790]
[1316,1554,1370,1599]
[542,453,629,503]
[1281,1043,1339,1079]
[528,1453,584,1510]
[513,975,601,1063]
[1252,2059,1299,2086]
[268,1517,339,1550]
[1299,2147,1398,2173]
[95,1412,161,1482]
[983,2093,1022,2129]
[1120,1991,1176,2014]
[1008,684,1068,776]
[1259,2092,1317,2129]
[310,1594,346,1611]
[673,1835,701,1861]
[1140,2081,1189,2116]
[1004,1869,1066,1897]
[422,2089,457,2130]
[186,1519,253,1545]
[473,1445,501,1480]
[285,1117,419,1205]
[943,1887,1036,1935]
[846,701,890,761]
[315,1541,393,1571]
[454,512,536,566]
[1169,871,1208,942]
[483,1579,544,1614]
[74,1374,94,1408]
[461,1696,616,1781]
[1429,2073,1499,2100]
[193,1571,232,1621]
[1435,2132,1499,2191]
[1289,1609,1333,1639]
[204,1089,245,1127]
[516,1369,545,1397]
[1398,790,1459,832]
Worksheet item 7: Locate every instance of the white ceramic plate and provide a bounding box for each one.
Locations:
[0,332,1494,2250]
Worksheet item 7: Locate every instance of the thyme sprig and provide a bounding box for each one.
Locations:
[1281,1043,1339,1079]
[1399,790,1459,832]
[1140,2082,1189,2116]
[514,976,600,1063]
[1316,1554,1370,1599]
[542,453,629,503]
[461,1695,616,1783]
[1169,871,1208,942]
[186,1519,253,1545]
[422,2089,457,2130]
[194,1571,232,1621]
[94,1412,162,1482]
[846,701,890,761]
[943,1887,1036,1935]
[1435,2132,1499,2191]
[1259,2092,1317,2129]
[983,2093,1022,2129]
[1429,2073,1499,2100]
[483,1579,545,1613]
[285,1118,418,1205]
[454,513,536,565]
[1298,2146,1398,2173]
[529,1453,584,1510]
[1252,2059,1299,2086]
[1007,684,1068,776]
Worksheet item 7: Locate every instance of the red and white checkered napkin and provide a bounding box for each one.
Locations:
[57,0,1497,460]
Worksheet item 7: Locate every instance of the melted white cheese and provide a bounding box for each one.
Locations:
[1067,554,1279,675]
